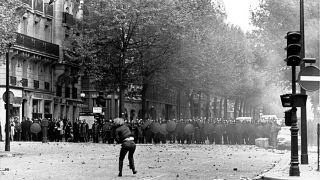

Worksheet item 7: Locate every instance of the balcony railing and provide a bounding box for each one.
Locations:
[15,33,59,57]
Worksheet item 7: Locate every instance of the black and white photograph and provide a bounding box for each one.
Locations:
[0,0,319,179]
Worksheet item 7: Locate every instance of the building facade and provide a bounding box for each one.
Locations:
[0,0,82,139]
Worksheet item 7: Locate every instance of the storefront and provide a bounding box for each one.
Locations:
[0,88,23,141]
[24,92,54,120]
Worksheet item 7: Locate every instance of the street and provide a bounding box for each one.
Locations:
[0,142,286,180]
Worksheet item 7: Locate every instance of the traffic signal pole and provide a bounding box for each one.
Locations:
[300,0,309,165]
[290,64,300,176]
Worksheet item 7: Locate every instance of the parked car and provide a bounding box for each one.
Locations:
[277,126,301,150]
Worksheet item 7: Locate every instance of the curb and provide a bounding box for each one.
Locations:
[255,151,320,180]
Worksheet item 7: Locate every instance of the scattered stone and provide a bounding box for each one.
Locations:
[0,168,9,171]
[233,168,238,171]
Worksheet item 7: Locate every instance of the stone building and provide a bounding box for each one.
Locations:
[0,0,82,138]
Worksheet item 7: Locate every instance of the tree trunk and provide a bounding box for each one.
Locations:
[141,82,148,121]
[234,97,239,119]
[119,85,125,118]
[205,93,210,121]
[239,99,243,117]
[218,97,223,119]
[198,91,201,118]
[177,88,181,120]
[219,98,223,118]
[224,97,228,120]
[213,97,217,118]
[189,91,195,118]
[243,101,247,117]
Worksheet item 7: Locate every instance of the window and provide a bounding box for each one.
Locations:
[72,87,77,99]
[10,76,17,86]
[44,100,51,114]
[45,2,53,17]
[34,0,44,13]
[21,78,28,87]
[45,19,52,42]
[34,80,39,89]
[45,82,50,90]
[22,17,28,34]
[34,15,41,39]
[56,85,62,97]
[65,87,70,98]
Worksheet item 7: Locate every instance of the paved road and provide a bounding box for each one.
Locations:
[0,142,286,180]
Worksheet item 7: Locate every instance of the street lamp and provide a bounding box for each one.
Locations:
[80,92,85,114]
[80,92,86,99]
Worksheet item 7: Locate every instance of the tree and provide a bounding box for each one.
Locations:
[0,0,27,54]
[250,0,320,117]
[72,0,191,118]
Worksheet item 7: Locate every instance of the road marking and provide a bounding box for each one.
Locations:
[300,76,320,81]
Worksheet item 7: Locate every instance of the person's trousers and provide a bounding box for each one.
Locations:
[119,140,136,172]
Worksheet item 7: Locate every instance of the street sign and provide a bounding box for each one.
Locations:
[93,107,102,113]
[2,91,14,103]
[298,66,320,92]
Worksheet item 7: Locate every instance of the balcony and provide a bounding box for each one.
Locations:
[15,33,59,57]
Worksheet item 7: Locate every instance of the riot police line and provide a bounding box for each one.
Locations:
[3,116,280,147]
[83,117,281,147]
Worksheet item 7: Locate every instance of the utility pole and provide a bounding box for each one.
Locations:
[5,46,11,151]
[300,0,308,165]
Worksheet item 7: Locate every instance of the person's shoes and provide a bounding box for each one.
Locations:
[132,170,137,174]
[118,172,122,177]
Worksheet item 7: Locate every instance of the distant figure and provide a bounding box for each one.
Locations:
[114,118,137,177]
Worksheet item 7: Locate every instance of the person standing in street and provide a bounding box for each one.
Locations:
[92,119,100,143]
[114,117,137,177]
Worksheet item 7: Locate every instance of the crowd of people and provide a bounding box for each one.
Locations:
[2,116,286,148]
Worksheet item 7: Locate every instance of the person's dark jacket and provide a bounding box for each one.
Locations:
[115,125,132,143]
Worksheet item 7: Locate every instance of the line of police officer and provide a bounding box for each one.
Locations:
[93,118,281,147]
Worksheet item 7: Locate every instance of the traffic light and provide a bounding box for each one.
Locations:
[284,109,292,126]
[285,31,302,66]
[280,93,307,107]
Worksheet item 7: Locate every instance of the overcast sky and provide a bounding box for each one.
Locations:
[223,0,260,32]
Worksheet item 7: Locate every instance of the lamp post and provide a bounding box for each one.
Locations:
[5,46,11,151]
[80,92,86,113]
[299,0,308,165]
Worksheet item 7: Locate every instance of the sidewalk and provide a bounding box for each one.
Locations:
[256,147,320,180]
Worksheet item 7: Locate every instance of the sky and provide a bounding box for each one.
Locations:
[223,0,260,32]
